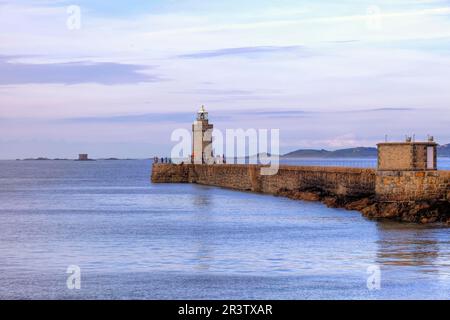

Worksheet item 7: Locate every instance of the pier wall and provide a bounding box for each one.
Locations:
[150,163,191,183]
[376,170,450,202]
[152,164,376,198]
[151,163,450,223]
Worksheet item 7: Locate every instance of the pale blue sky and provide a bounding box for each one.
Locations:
[1,0,450,158]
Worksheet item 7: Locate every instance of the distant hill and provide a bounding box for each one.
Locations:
[438,144,450,157]
[283,144,450,158]
[283,147,377,158]
[282,149,329,158]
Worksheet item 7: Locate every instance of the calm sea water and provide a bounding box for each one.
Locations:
[0,159,449,300]
[280,158,450,170]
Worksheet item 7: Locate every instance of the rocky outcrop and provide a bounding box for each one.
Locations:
[361,201,450,224]
[275,188,450,224]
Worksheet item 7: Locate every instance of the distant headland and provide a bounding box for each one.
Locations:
[283,144,450,158]
[16,157,137,161]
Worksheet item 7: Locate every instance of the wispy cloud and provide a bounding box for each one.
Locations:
[0,56,161,85]
[60,112,194,124]
[172,89,257,95]
[246,110,310,117]
[58,111,234,124]
[177,46,303,59]
[333,107,416,113]
[365,107,414,112]
[51,109,311,124]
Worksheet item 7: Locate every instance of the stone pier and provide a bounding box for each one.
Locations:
[151,163,450,224]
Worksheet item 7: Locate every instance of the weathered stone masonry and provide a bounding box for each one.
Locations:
[376,170,450,202]
[151,163,450,224]
[152,164,375,195]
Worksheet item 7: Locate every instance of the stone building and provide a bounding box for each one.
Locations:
[192,105,213,164]
[377,137,437,171]
[78,154,89,161]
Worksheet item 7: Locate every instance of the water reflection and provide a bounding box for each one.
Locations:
[192,192,214,271]
[375,222,444,273]
[192,192,212,208]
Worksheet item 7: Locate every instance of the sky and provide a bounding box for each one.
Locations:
[1,0,450,159]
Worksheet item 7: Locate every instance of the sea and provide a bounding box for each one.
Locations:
[0,159,449,299]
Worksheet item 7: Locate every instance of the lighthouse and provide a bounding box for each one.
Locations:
[192,105,213,164]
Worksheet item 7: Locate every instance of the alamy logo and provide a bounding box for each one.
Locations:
[67,5,81,30]
[366,265,381,290]
[366,5,382,31]
[66,265,81,290]
[171,128,280,175]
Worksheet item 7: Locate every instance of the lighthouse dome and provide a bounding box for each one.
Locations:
[197,105,208,120]
[198,105,207,113]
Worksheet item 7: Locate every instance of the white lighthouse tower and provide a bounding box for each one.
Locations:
[192,105,213,164]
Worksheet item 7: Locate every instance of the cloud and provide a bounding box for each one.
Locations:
[364,107,414,112]
[245,110,310,117]
[60,112,194,124]
[51,109,311,124]
[59,111,234,124]
[0,56,161,85]
[321,133,360,148]
[172,89,256,95]
[333,107,415,113]
[177,46,303,59]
